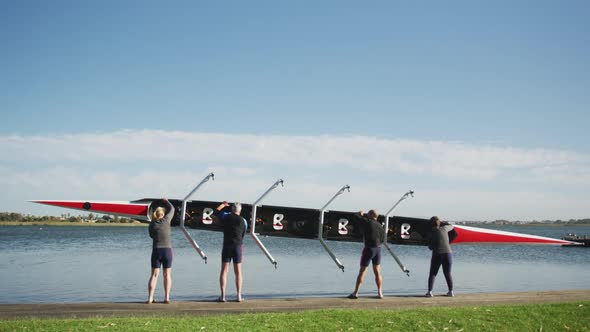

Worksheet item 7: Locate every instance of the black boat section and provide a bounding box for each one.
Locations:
[562,234,590,247]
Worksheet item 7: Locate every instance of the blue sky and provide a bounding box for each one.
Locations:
[1,1,589,221]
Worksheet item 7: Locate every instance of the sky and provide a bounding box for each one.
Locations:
[1,1,589,221]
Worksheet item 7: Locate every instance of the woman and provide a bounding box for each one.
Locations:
[425,216,455,297]
[147,198,175,304]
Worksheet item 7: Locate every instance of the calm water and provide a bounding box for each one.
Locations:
[0,225,588,303]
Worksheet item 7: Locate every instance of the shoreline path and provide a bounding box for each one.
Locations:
[1,290,588,319]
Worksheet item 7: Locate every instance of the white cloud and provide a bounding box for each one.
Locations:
[2,130,589,179]
[1,130,589,220]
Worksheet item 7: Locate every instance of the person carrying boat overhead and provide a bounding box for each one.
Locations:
[147,198,175,304]
[348,209,385,299]
[425,216,455,297]
[214,201,248,302]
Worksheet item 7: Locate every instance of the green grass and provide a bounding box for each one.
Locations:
[1,302,589,332]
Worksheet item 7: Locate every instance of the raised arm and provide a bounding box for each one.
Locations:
[215,201,230,213]
[441,223,454,232]
[214,201,230,221]
[163,199,175,223]
[441,223,456,243]
[353,211,366,223]
[241,216,248,234]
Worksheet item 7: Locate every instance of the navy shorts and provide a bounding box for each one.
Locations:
[221,244,244,263]
[360,246,381,267]
[151,248,173,269]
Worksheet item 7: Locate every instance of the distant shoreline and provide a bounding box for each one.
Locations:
[460,223,590,227]
[0,221,147,227]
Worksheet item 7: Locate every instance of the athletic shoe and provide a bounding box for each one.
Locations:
[446,291,454,297]
[425,291,433,297]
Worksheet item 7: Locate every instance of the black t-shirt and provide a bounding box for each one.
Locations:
[219,212,247,246]
[355,215,384,248]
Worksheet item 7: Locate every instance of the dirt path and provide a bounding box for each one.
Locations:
[1,290,588,319]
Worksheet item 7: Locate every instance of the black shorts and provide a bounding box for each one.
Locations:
[429,253,453,276]
[360,246,381,267]
[151,248,173,269]
[221,244,244,263]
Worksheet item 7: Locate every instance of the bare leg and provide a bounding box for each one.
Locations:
[147,268,160,303]
[234,262,243,302]
[219,262,230,301]
[373,264,383,298]
[351,266,368,297]
[163,268,172,302]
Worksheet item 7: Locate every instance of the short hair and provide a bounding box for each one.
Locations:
[367,210,378,220]
[232,202,242,213]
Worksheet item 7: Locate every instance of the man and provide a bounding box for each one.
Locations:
[348,209,385,299]
[425,216,455,297]
[215,201,248,302]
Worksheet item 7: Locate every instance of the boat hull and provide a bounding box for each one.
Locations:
[32,199,577,246]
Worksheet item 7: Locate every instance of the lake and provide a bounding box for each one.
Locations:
[0,225,588,303]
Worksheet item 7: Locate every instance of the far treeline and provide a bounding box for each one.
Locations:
[0,212,137,223]
[459,218,590,226]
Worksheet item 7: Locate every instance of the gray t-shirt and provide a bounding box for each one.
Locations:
[148,200,175,249]
[428,224,454,254]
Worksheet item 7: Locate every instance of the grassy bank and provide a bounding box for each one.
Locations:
[0,221,147,227]
[1,301,588,331]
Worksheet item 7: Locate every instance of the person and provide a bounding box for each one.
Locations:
[425,216,455,297]
[348,209,385,299]
[147,198,175,304]
[215,201,248,302]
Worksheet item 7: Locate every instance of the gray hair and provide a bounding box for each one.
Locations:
[232,202,242,213]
